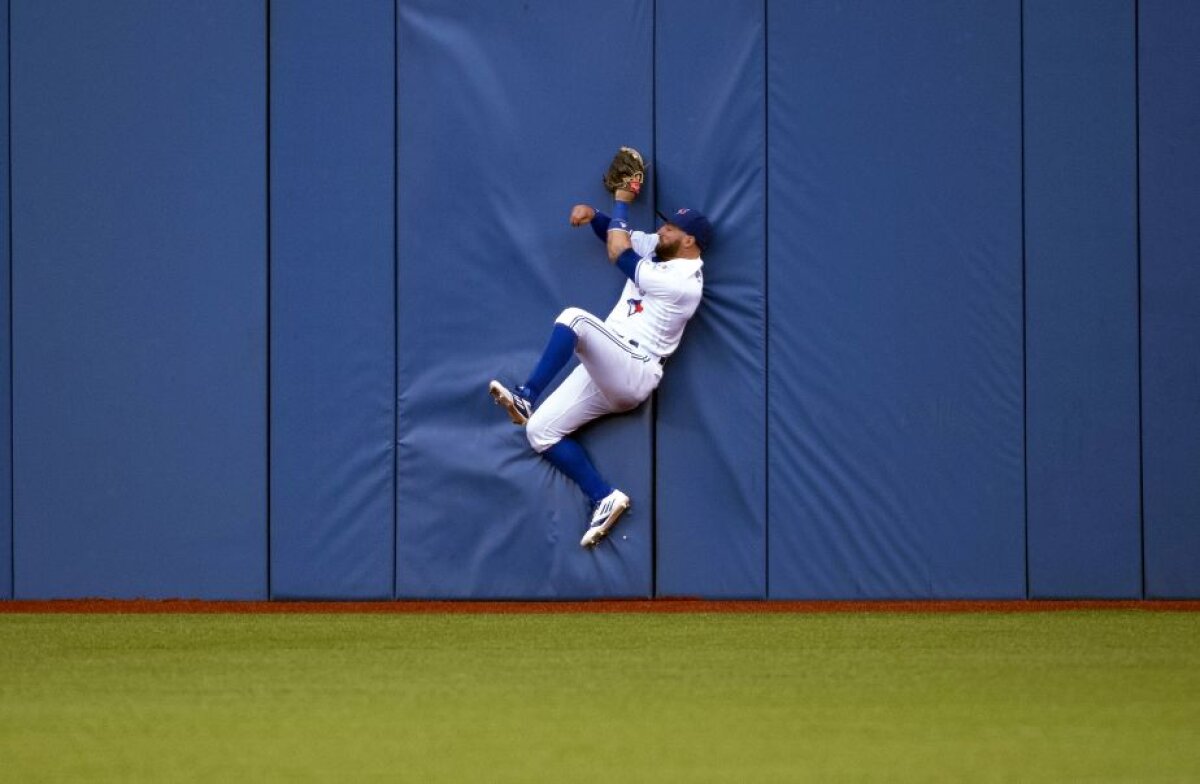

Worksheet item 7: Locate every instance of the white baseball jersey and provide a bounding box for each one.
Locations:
[524,231,705,453]
[602,231,705,359]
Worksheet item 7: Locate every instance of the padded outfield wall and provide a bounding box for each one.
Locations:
[2,0,1197,600]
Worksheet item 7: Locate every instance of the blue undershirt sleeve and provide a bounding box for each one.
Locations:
[615,248,640,282]
[590,211,611,242]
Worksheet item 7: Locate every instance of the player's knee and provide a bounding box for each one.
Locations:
[524,412,559,454]
[554,307,589,334]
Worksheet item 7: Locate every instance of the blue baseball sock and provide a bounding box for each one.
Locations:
[543,438,613,505]
[523,323,576,401]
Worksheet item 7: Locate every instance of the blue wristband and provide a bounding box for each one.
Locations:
[612,201,630,223]
[590,211,611,242]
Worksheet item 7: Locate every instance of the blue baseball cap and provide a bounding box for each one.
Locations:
[668,207,713,251]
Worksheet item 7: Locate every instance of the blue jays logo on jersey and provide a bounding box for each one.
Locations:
[626,298,644,316]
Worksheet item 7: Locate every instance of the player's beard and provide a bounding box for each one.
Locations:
[656,237,682,260]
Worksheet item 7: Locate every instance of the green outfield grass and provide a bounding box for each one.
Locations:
[1,611,1197,782]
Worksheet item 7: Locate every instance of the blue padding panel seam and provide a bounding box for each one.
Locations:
[762,0,770,596]
[265,0,273,599]
[1139,0,1200,597]
[1021,0,1030,599]
[1023,0,1141,598]
[392,0,399,601]
[1135,0,1145,598]
[2,0,10,600]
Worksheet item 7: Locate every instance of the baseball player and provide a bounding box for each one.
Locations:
[489,148,712,547]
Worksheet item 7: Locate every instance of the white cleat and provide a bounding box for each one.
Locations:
[489,380,532,426]
[580,489,630,547]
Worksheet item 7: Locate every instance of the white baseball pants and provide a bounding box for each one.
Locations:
[525,307,663,453]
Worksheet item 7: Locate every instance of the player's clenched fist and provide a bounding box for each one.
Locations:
[569,204,596,227]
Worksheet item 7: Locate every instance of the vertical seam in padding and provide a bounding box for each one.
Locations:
[264,0,273,599]
[391,0,399,600]
[1020,0,1029,600]
[1134,0,1145,599]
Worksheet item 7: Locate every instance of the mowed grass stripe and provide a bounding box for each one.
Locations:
[1,612,1197,782]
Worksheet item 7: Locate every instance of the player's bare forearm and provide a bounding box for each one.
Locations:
[606,227,632,262]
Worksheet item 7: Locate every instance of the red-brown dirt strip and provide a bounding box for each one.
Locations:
[1,599,1198,614]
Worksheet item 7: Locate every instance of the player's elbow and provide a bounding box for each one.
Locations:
[606,233,631,263]
[606,240,630,263]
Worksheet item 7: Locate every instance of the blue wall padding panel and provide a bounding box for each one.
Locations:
[653,0,766,598]
[269,1,395,599]
[395,0,655,598]
[0,1,9,600]
[10,0,267,599]
[767,1,1025,598]
[1140,0,1200,598]
[1024,0,1141,598]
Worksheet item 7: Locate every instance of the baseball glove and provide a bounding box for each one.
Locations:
[602,146,645,197]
